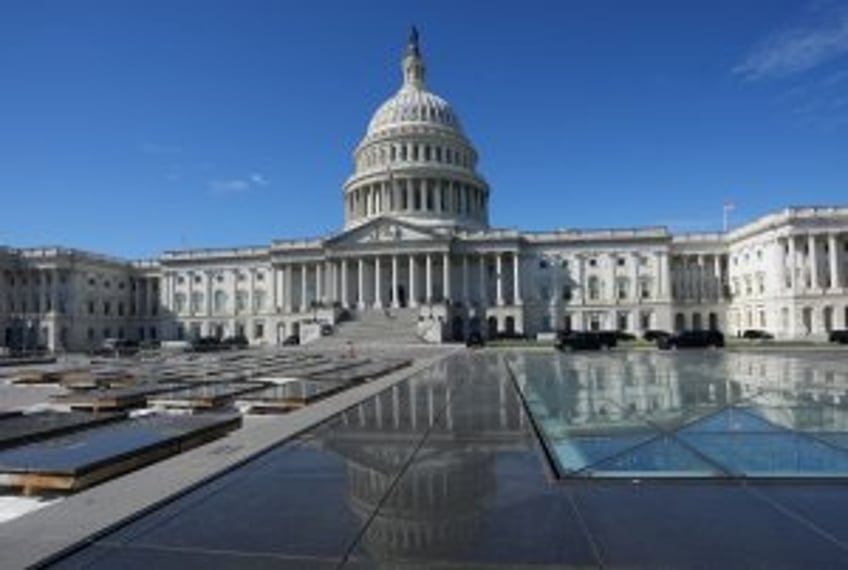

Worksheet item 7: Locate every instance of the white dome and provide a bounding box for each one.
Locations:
[367,87,463,135]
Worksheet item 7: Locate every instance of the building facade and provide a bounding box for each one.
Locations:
[2,31,847,351]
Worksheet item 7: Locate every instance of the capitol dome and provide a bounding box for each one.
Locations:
[343,28,489,231]
[366,87,462,135]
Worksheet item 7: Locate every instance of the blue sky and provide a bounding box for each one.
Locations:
[2,0,847,259]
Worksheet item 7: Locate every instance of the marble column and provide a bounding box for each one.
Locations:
[496,253,504,306]
[809,234,819,290]
[357,258,364,309]
[657,252,667,299]
[425,253,433,303]
[408,255,417,307]
[341,259,349,308]
[443,252,451,302]
[829,233,840,290]
[713,255,722,300]
[391,255,399,308]
[284,265,293,313]
[513,253,522,305]
[315,263,322,305]
[575,255,585,304]
[271,267,279,311]
[374,256,382,308]
[300,264,307,311]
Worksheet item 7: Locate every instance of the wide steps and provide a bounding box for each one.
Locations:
[317,308,423,346]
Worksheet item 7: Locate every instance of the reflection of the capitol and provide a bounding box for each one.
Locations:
[325,353,528,561]
[508,351,848,438]
[321,351,848,561]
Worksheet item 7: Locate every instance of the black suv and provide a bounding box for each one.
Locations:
[221,335,249,350]
[829,330,848,344]
[556,331,603,351]
[742,329,774,340]
[643,329,671,342]
[657,330,724,350]
[191,336,223,352]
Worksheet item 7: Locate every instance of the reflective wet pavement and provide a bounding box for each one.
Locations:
[48,350,848,568]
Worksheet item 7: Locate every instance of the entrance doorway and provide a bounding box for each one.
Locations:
[397,285,407,308]
[487,316,498,339]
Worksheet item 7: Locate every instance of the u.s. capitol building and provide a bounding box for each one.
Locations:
[2,31,847,351]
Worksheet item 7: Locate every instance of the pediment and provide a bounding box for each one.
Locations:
[328,217,444,249]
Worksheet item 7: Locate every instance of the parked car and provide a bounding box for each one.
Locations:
[221,335,249,350]
[742,329,774,340]
[556,331,603,351]
[658,330,725,350]
[191,336,223,353]
[615,331,637,342]
[829,330,848,344]
[92,338,138,357]
[594,331,618,349]
[282,334,300,346]
[466,331,485,348]
[643,329,671,342]
[320,323,334,336]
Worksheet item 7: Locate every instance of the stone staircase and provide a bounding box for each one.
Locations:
[314,307,425,347]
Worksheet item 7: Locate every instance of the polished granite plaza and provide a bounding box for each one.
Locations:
[47,349,848,568]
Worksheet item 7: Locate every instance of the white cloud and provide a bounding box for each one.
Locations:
[249,173,269,186]
[208,173,270,196]
[734,5,848,80]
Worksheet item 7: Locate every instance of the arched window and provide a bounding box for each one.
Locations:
[190,292,204,314]
[235,291,248,312]
[616,277,629,300]
[588,276,601,300]
[254,290,266,312]
[639,278,652,299]
[174,293,186,314]
[214,290,227,313]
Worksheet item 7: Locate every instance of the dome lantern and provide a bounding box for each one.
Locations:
[402,26,426,90]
